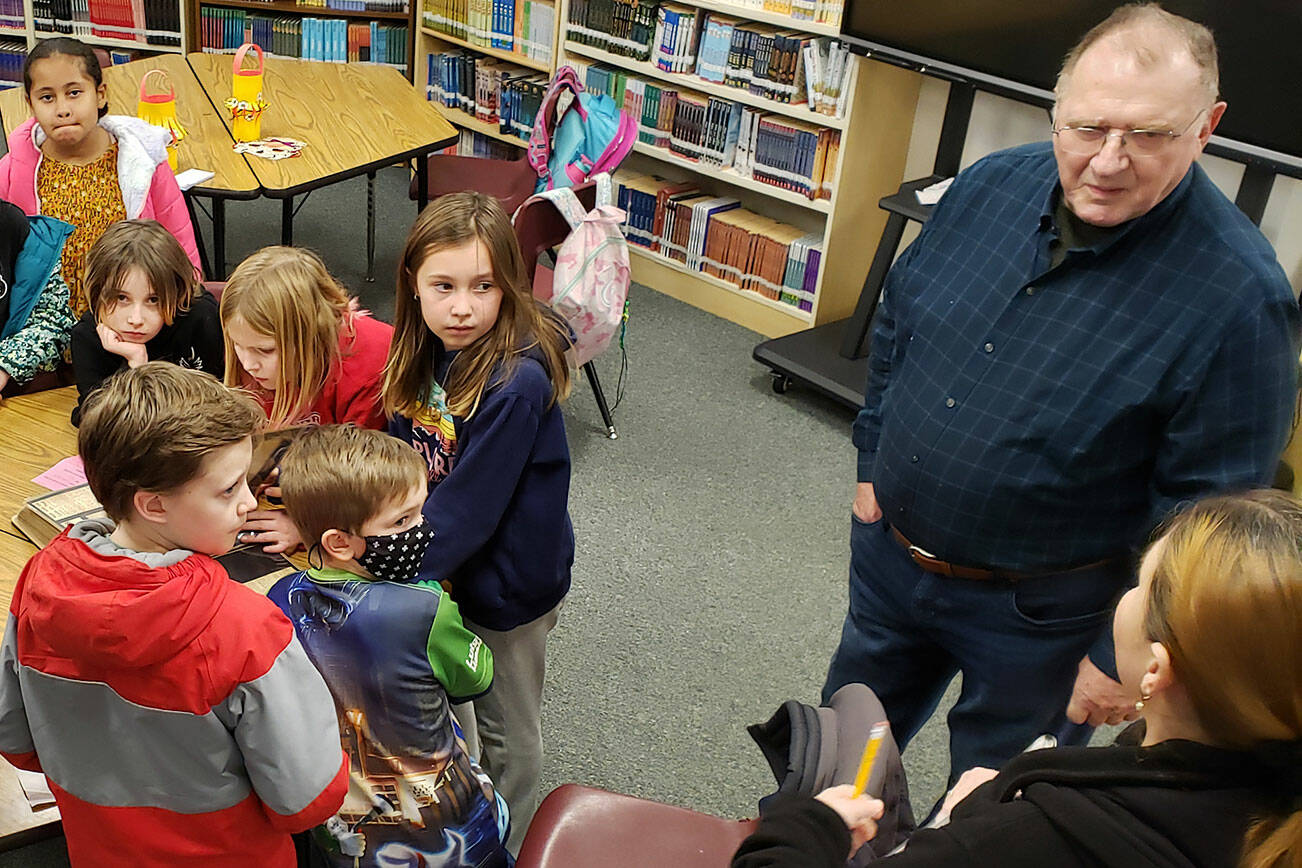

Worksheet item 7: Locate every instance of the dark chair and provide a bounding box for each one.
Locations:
[516,784,758,868]
[408,153,540,217]
[513,180,618,439]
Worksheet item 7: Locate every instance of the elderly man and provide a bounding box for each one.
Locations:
[823,3,1300,786]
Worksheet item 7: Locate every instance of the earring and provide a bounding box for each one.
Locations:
[1134,689,1152,712]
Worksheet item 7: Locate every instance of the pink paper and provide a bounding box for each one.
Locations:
[32,456,86,491]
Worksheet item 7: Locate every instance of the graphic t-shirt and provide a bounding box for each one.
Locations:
[267,568,508,868]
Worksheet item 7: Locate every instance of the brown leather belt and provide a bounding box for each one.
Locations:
[889,527,1121,582]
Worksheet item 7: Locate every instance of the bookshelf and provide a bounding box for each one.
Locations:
[191,0,412,72]
[413,0,559,155]
[557,0,920,337]
[564,40,847,130]
[0,0,188,73]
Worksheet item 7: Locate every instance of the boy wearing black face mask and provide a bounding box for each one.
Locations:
[267,425,512,868]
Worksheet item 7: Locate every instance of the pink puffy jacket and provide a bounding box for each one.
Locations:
[0,116,201,272]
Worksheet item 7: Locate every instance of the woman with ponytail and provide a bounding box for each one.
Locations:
[734,489,1302,868]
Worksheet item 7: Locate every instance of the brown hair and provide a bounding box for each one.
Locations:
[84,220,201,326]
[24,37,108,118]
[1146,490,1302,868]
[1056,3,1220,107]
[278,424,426,550]
[382,192,572,419]
[78,362,262,522]
[219,246,352,429]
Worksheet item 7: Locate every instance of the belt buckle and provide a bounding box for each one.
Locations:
[908,543,938,561]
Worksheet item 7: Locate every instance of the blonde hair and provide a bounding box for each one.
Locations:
[1146,490,1302,868]
[279,424,426,551]
[1055,3,1220,107]
[382,192,572,419]
[220,246,352,429]
[79,362,262,522]
[84,219,201,326]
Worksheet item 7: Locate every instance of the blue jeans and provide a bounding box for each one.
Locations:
[823,515,1128,786]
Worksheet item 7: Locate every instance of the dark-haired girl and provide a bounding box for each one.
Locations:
[0,38,199,317]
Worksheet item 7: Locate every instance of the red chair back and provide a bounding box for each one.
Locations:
[516,785,758,868]
[409,153,540,216]
[513,180,598,298]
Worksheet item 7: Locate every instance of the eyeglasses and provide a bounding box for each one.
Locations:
[1052,110,1207,157]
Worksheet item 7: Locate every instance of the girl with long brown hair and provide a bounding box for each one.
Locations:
[383,191,572,853]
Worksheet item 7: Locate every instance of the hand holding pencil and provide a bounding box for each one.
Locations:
[815,785,884,854]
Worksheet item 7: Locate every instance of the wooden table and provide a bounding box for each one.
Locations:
[0,55,262,281]
[0,387,75,850]
[1,55,457,280]
[186,53,457,275]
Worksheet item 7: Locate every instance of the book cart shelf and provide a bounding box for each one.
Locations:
[1,0,188,88]
[556,0,920,337]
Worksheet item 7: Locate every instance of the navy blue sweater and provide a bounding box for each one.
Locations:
[389,351,573,631]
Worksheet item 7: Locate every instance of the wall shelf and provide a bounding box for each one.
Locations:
[662,0,840,37]
[32,30,185,53]
[563,38,847,131]
[630,140,832,213]
[629,245,814,335]
[198,0,410,20]
[419,23,551,72]
[432,103,528,147]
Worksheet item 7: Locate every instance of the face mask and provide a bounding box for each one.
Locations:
[356,521,433,584]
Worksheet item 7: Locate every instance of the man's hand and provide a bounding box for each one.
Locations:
[96,323,149,368]
[1066,655,1138,727]
[814,785,884,854]
[240,509,303,554]
[853,482,883,523]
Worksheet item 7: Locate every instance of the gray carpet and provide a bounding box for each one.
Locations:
[0,166,964,865]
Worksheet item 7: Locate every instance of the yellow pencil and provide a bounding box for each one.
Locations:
[851,721,890,798]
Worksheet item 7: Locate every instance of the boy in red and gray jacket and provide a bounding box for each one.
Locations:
[0,363,347,867]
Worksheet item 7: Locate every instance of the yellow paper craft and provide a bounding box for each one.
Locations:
[136,69,186,172]
[226,43,269,143]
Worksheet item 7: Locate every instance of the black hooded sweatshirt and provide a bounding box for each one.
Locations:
[733,741,1284,868]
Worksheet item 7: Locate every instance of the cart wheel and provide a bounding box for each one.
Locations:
[771,373,792,394]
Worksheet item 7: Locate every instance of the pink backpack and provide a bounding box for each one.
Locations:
[524,173,630,365]
[528,67,636,192]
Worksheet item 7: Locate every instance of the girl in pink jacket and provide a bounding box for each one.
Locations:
[0,38,201,318]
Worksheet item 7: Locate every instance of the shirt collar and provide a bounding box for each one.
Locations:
[306,564,366,583]
[1037,163,1199,253]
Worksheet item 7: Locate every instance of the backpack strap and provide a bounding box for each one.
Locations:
[592,172,613,208]
[528,67,587,184]
[533,185,589,229]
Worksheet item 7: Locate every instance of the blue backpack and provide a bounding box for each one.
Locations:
[528,66,636,192]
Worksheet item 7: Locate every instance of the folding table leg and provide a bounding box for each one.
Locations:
[278,197,294,247]
[281,197,294,246]
[416,155,429,212]
[366,171,376,282]
[212,198,227,280]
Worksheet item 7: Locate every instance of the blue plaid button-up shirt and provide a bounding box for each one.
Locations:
[856,142,1300,572]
